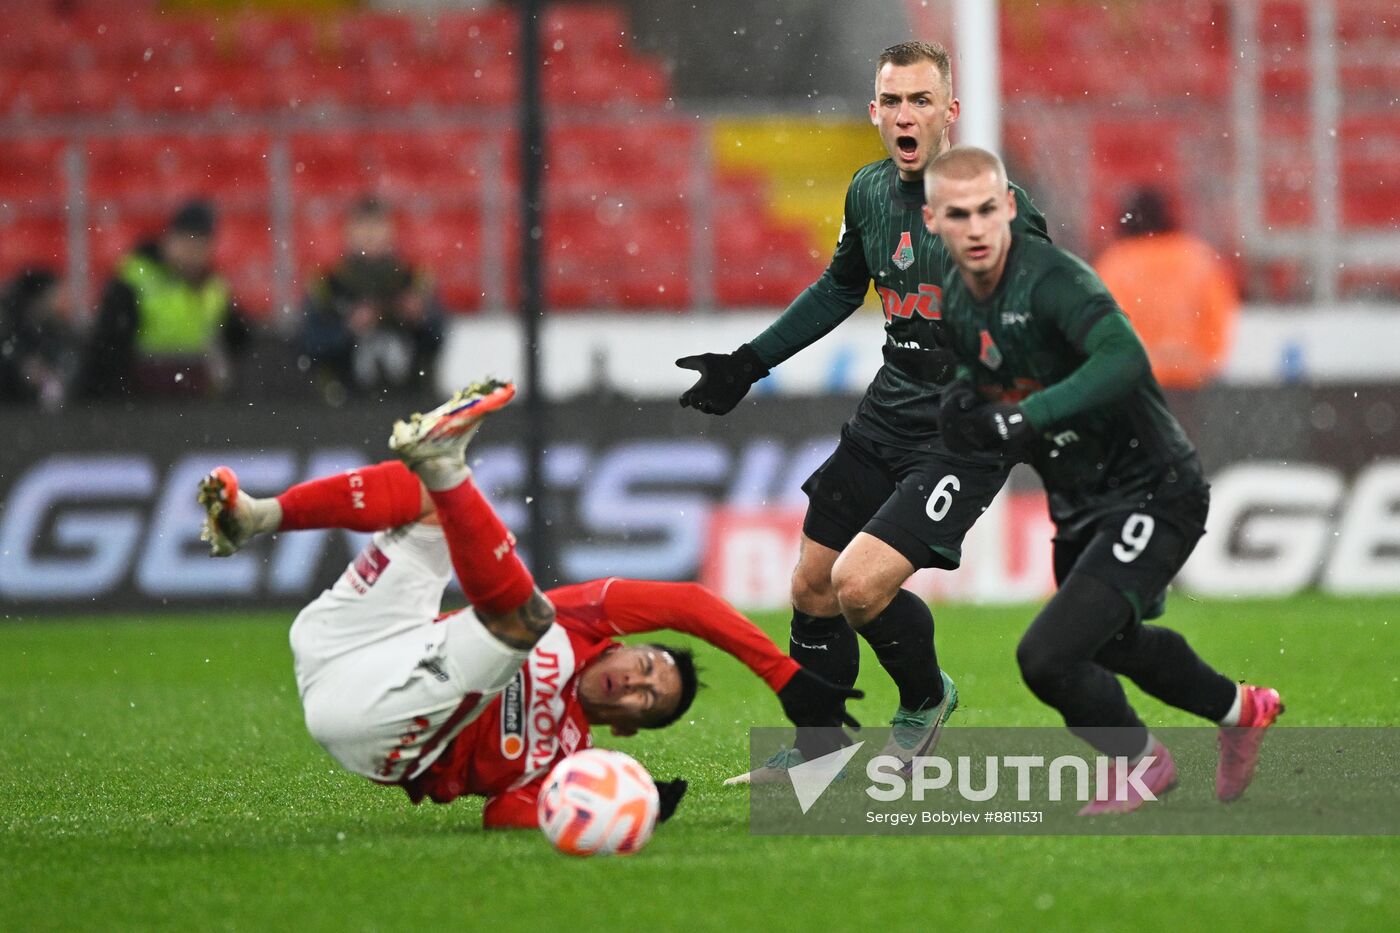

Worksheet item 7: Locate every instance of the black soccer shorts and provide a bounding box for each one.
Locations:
[1052,486,1210,622]
[800,425,1010,570]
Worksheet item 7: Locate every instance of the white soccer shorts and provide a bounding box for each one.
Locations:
[289,522,529,783]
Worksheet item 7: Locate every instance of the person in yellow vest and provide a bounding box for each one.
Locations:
[81,200,250,398]
[1094,188,1239,390]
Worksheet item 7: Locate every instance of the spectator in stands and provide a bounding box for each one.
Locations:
[79,199,250,399]
[1095,187,1239,389]
[298,197,444,404]
[0,268,82,409]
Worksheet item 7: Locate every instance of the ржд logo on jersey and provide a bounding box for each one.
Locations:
[876,283,942,324]
[891,231,915,270]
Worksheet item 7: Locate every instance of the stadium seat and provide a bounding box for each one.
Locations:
[334,12,423,65]
[0,65,120,115]
[213,208,277,316]
[360,131,489,201]
[428,8,520,67]
[0,212,67,280]
[543,55,670,107]
[0,137,65,204]
[1340,115,1400,227]
[617,211,691,309]
[293,202,346,278]
[712,216,821,307]
[289,133,374,196]
[269,60,360,114]
[232,14,325,67]
[86,135,271,205]
[399,207,486,312]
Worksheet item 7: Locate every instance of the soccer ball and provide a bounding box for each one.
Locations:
[537,749,660,856]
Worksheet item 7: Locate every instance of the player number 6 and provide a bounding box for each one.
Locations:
[1112,513,1155,563]
[925,474,961,522]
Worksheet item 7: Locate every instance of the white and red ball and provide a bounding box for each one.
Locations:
[537,749,660,856]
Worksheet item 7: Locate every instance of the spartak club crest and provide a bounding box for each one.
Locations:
[891,231,915,271]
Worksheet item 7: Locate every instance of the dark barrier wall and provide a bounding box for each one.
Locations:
[2,385,1398,614]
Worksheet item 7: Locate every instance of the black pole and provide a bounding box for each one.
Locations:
[519,0,553,583]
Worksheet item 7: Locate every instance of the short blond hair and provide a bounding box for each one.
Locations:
[924,146,1008,199]
[877,40,952,97]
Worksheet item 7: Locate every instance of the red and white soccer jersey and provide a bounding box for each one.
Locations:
[291,524,530,786]
[402,577,800,827]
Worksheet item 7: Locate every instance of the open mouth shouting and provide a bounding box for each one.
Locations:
[896,134,920,165]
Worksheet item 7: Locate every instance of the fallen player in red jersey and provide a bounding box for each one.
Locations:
[199,380,861,828]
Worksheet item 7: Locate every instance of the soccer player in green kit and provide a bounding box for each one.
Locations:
[677,41,1050,782]
[923,145,1282,812]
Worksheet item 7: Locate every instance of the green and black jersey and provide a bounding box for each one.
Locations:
[939,234,1202,535]
[749,158,1049,451]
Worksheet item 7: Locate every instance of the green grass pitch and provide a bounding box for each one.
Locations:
[2,594,1396,932]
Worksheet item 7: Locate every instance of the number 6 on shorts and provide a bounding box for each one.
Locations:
[925,474,961,522]
[1112,513,1155,563]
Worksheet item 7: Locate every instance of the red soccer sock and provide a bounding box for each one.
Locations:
[427,476,536,616]
[276,461,425,532]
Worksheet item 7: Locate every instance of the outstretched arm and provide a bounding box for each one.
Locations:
[549,579,862,728]
[560,578,800,692]
[676,181,872,415]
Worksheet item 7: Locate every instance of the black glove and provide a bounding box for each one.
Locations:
[656,778,688,823]
[675,343,770,415]
[951,402,1037,461]
[882,344,958,384]
[938,379,983,455]
[777,666,864,730]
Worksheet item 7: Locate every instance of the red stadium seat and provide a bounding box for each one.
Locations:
[712,217,821,308]
[617,211,691,309]
[0,65,123,115]
[87,135,271,205]
[334,12,423,65]
[366,131,490,201]
[1341,115,1400,227]
[429,8,520,67]
[400,207,485,312]
[540,197,691,310]
[293,200,347,278]
[0,137,65,204]
[232,14,325,67]
[213,208,277,316]
[262,59,361,114]
[0,212,67,279]
[362,59,513,111]
[289,133,375,196]
[543,54,671,107]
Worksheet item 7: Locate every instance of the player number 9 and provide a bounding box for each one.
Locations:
[926,474,961,522]
[1112,513,1155,563]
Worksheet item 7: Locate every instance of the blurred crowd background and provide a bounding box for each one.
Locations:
[3,0,1398,608]
[2,0,1395,409]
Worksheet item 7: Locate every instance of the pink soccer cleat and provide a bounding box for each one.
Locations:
[1078,742,1178,816]
[1216,685,1284,802]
